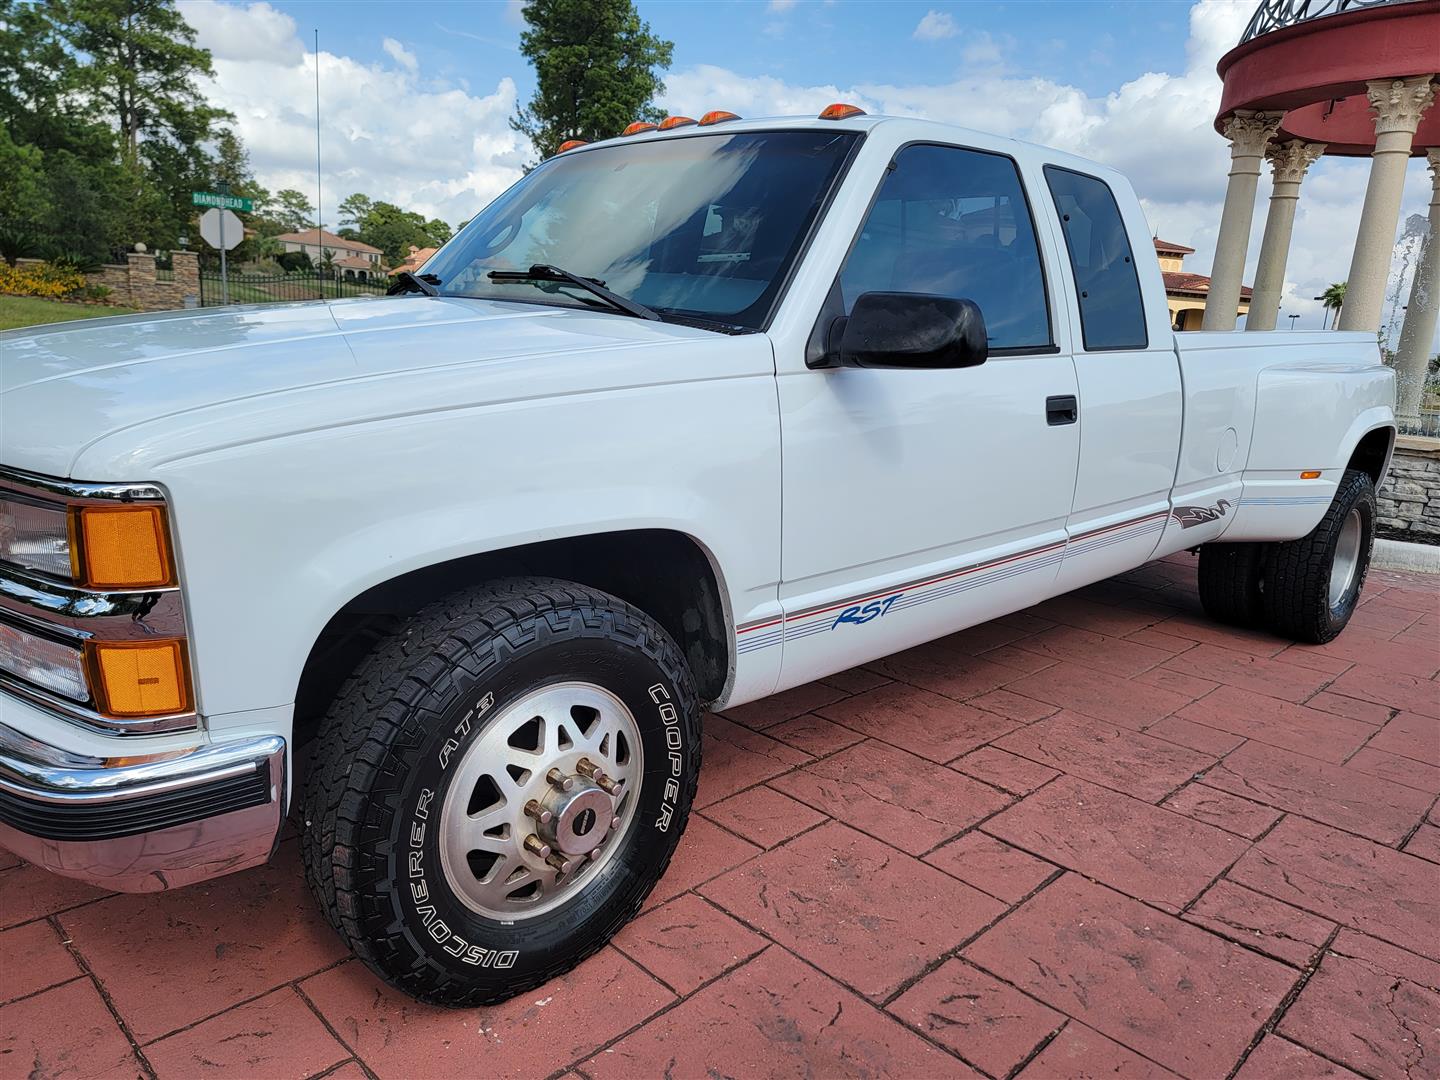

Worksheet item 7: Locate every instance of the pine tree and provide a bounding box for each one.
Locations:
[510,0,673,162]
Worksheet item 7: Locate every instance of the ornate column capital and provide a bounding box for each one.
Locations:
[1266,139,1326,185]
[1428,147,1440,189]
[1366,76,1438,137]
[1222,109,1282,159]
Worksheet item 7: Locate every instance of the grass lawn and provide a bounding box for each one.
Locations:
[0,295,139,331]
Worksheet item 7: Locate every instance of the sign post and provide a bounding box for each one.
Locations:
[193,185,250,306]
[198,208,243,305]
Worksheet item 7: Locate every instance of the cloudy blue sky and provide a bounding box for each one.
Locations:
[177,0,1436,333]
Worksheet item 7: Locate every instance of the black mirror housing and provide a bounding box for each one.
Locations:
[835,292,988,369]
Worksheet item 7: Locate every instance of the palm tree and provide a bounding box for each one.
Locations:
[1321,281,1347,329]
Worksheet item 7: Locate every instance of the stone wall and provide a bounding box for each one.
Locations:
[16,250,199,311]
[1379,436,1440,538]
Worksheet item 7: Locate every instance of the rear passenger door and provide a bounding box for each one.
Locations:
[1041,166,1183,590]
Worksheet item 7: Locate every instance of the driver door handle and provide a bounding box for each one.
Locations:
[1046,395,1078,426]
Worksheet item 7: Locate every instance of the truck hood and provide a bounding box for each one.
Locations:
[1,296,742,478]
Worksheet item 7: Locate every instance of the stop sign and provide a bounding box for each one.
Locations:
[199,208,243,251]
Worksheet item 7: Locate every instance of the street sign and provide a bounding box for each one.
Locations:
[199,208,243,251]
[192,190,253,212]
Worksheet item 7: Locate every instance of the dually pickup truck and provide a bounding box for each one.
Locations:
[0,109,1396,1005]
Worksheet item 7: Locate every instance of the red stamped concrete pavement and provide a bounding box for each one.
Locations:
[1,557,1435,1079]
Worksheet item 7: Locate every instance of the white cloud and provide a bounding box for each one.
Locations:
[504,0,527,27]
[177,0,302,64]
[664,0,1440,331]
[179,0,1431,338]
[381,37,417,74]
[768,0,798,11]
[913,10,958,41]
[186,1,525,229]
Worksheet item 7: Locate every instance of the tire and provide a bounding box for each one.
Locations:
[301,576,701,1006]
[1197,542,1266,628]
[1262,469,1377,644]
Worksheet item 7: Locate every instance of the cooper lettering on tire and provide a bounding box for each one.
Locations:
[301,577,701,1006]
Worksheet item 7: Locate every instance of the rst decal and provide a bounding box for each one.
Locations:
[831,593,902,629]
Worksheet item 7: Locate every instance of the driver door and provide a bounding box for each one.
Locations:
[771,142,1080,687]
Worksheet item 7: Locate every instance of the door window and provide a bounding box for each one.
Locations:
[1044,166,1148,351]
[838,144,1052,352]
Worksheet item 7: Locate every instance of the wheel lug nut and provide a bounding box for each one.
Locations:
[609,815,621,832]
[575,758,600,779]
[595,774,622,795]
[546,852,579,875]
[523,834,551,859]
[524,799,553,825]
[546,768,574,792]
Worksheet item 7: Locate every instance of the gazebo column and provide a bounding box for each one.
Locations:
[1246,139,1326,330]
[1339,76,1438,332]
[1203,110,1282,331]
[1394,149,1440,427]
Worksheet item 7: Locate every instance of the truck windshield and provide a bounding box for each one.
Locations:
[424,130,859,330]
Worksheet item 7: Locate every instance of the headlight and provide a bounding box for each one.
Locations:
[0,495,73,579]
[0,621,88,701]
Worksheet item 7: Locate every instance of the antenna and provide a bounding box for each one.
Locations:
[314,28,323,300]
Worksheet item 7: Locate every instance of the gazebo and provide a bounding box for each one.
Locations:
[1206,0,1440,427]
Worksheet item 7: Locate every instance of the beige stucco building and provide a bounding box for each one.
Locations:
[1156,237,1251,331]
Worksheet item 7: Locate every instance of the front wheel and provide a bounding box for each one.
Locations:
[1262,469,1377,643]
[301,577,701,1006]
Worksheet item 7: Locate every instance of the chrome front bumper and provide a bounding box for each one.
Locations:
[0,722,286,892]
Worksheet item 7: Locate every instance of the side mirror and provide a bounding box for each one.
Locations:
[834,291,988,369]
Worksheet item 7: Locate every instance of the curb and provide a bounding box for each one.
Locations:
[1373,538,1440,574]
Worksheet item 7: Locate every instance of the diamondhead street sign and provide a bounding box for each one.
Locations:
[192,190,253,213]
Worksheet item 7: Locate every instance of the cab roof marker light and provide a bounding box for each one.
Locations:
[556,139,588,153]
[698,110,741,126]
[622,121,657,136]
[818,103,865,120]
[657,116,697,130]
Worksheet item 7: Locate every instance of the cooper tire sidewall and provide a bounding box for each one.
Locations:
[368,634,691,985]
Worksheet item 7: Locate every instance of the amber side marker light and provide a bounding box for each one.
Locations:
[1300,470,1322,480]
[556,139,588,153]
[74,505,173,589]
[699,110,741,125]
[622,121,657,136]
[658,115,696,130]
[819,103,866,120]
[86,639,191,718]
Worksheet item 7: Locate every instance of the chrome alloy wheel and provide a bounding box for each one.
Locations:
[1328,507,1363,609]
[438,682,643,920]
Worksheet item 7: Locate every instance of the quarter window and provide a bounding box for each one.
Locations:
[838,144,1052,352]
[1044,166,1148,351]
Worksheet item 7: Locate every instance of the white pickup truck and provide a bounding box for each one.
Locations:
[0,109,1396,1005]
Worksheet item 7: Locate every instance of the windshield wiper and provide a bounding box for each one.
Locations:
[387,270,440,297]
[486,263,661,321]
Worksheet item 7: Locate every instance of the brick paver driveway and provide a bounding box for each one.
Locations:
[3,555,1437,1080]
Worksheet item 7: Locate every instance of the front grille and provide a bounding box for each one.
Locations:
[0,763,272,841]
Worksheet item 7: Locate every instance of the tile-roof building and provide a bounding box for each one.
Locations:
[1155,237,1251,331]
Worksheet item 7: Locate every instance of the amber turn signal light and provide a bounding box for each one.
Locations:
[819,103,865,120]
[698,110,741,125]
[658,115,696,130]
[556,139,588,153]
[1300,470,1322,480]
[74,505,173,589]
[86,639,190,717]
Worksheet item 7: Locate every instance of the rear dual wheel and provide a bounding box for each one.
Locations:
[302,577,701,1006]
[1197,468,1376,644]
